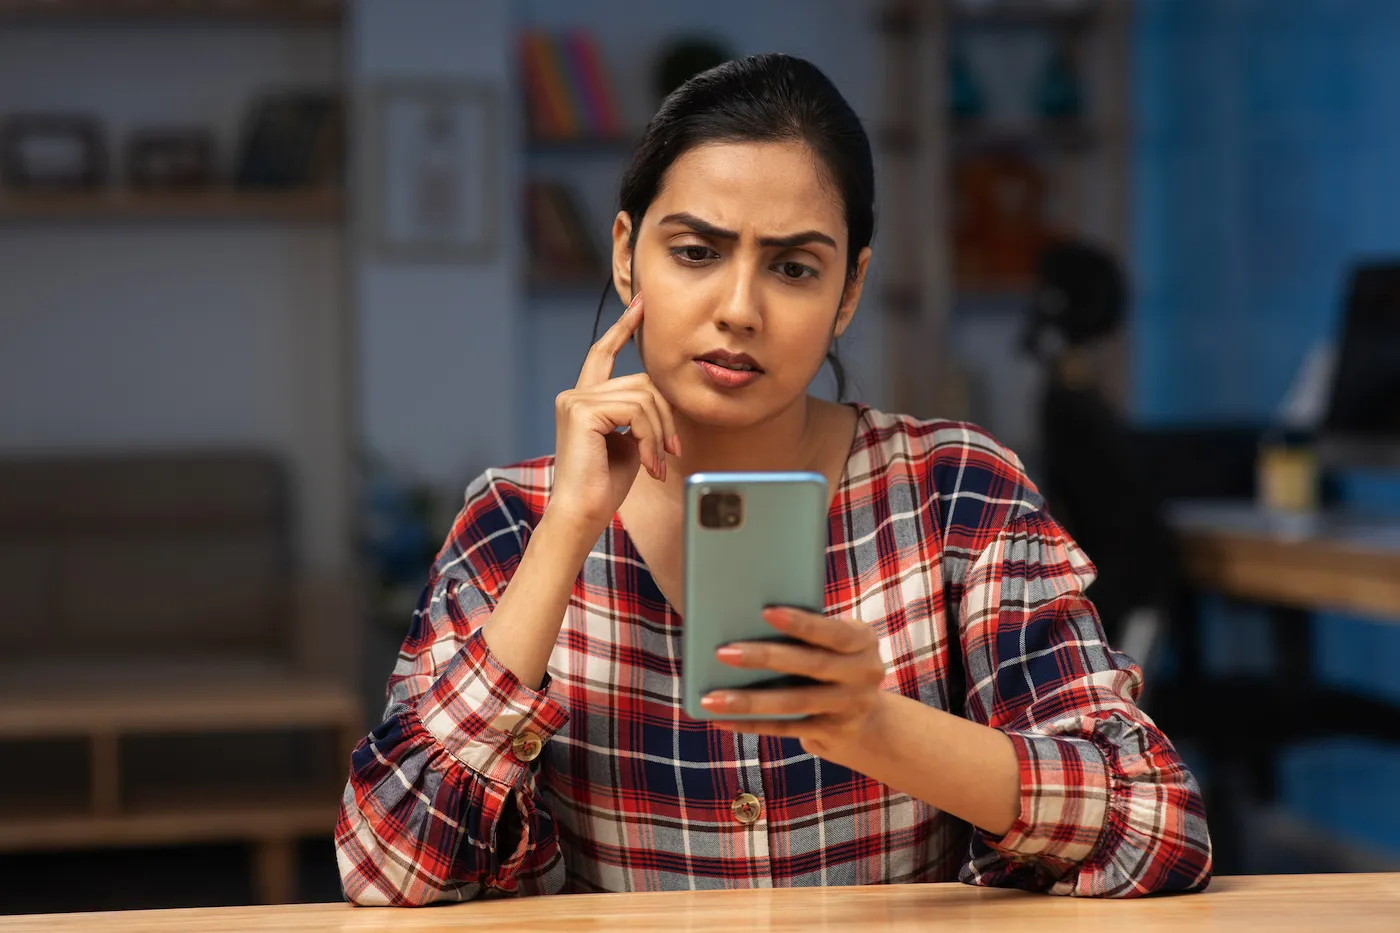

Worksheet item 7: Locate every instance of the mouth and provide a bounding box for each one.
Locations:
[695,350,763,373]
[695,350,764,389]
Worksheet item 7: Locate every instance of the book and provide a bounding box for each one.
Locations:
[565,30,623,138]
[524,180,604,283]
[519,29,624,142]
[519,31,565,139]
[523,30,577,139]
[235,91,341,188]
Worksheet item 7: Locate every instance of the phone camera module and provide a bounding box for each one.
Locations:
[699,491,744,530]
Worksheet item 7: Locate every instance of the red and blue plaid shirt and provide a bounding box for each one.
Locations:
[336,406,1212,904]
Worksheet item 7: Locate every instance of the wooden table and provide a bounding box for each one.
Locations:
[1164,502,1400,872]
[1169,501,1400,622]
[1,874,1396,932]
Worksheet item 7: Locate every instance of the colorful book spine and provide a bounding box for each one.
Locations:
[518,31,559,138]
[530,31,579,138]
[520,29,625,141]
[567,30,623,138]
[520,30,573,138]
[561,30,603,137]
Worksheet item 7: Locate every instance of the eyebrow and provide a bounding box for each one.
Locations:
[657,211,837,251]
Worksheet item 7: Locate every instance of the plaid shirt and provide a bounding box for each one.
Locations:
[336,406,1212,904]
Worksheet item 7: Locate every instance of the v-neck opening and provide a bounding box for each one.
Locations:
[609,402,873,623]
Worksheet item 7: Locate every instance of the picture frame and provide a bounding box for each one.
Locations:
[0,114,107,189]
[365,79,499,262]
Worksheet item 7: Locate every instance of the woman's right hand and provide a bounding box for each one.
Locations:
[549,294,680,535]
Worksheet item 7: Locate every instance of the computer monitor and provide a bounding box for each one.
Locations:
[1318,262,1400,469]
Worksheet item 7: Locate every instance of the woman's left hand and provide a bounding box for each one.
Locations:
[701,607,888,763]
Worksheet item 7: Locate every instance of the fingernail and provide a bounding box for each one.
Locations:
[670,434,682,457]
[716,646,744,664]
[763,607,790,628]
[701,693,727,711]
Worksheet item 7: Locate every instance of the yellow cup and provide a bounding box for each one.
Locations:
[1258,442,1319,512]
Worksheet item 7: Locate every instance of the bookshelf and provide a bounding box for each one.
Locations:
[0,186,343,222]
[526,136,635,157]
[519,27,631,307]
[0,0,342,25]
[875,0,1130,415]
[0,1,357,907]
[949,1,1098,29]
[0,0,345,226]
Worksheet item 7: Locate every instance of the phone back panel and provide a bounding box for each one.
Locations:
[681,471,827,721]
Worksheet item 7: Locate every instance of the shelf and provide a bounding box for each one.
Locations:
[0,663,362,740]
[0,0,342,25]
[526,136,635,157]
[952,120,1096,155]
[0,186,343,222]
[950,1,1099,30]
[0,787,341,852]
[881,121,1096,157]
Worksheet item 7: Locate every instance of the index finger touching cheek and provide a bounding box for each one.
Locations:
[577,293,643,388]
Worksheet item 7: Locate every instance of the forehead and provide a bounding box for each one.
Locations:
[651,140,846,239]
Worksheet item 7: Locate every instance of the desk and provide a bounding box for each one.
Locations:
[1164,502,1400,872]
[1170,501,1400,621]
[1,874,1397,933]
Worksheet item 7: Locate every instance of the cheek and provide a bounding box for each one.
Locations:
[636,311,683,373]
[773,310,839,369]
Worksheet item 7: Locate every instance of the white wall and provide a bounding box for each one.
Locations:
[0,22,349,570]
[350,0,522,488]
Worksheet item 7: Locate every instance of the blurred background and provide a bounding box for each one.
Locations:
[1,0,1399,914]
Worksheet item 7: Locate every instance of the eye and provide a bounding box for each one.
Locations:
[671,245,718,265]
[775,261,817,281]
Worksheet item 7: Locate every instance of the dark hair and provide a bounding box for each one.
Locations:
[590,52,875,400]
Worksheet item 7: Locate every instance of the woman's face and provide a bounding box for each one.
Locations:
[612,140,870,429]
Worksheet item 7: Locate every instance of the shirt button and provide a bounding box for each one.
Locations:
[731,792,763,825]
[511,730,543,762]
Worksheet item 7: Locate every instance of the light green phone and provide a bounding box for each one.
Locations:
[681,471,829,721]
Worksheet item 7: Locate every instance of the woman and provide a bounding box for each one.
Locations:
[336,54,1212,904]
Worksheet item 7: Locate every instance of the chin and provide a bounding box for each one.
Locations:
[660,373,797,430]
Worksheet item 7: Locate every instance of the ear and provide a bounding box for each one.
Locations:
[833,246,872,339]
[611,211,636,305]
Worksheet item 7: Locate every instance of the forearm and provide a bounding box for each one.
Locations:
[842,691,1020,836]
[481,509,597,689]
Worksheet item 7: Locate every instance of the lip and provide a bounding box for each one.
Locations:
[691,350,761,389]
[696,349,762,371]
[694,349,764,390]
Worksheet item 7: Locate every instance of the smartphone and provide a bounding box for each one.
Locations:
[681,471,829,721]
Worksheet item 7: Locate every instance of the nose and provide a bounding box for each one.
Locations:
[710,262,763,335]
